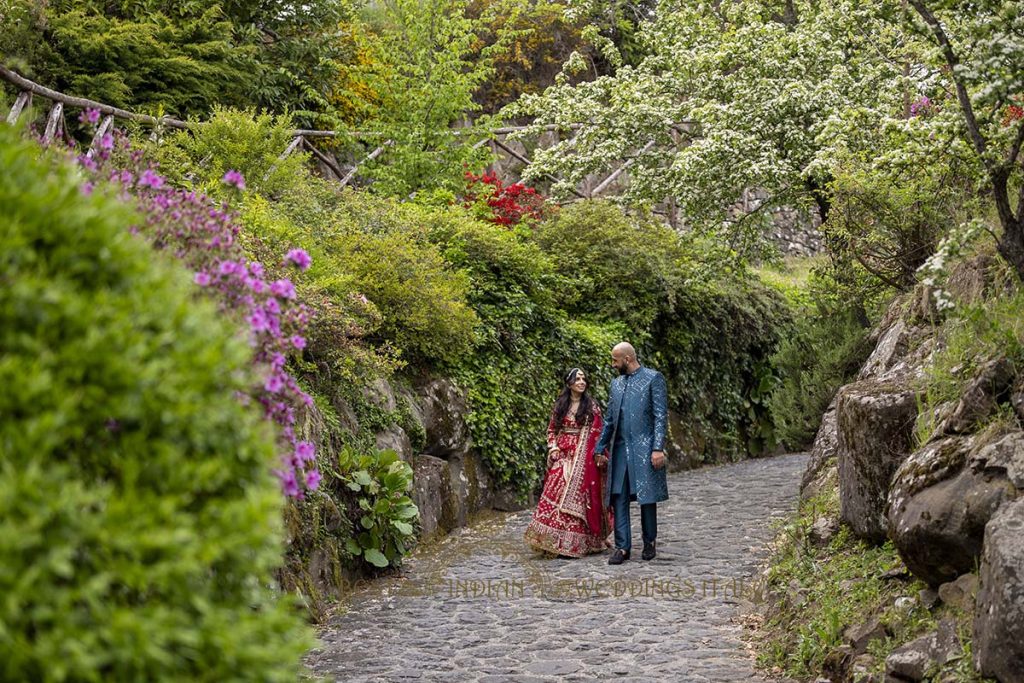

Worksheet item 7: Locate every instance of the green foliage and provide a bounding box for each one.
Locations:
[334,448,418,569]
[768,308,872,449]
[423,203,625,494]
[758,485,934,679]
[338,0,516,197]
[914,283,1024,445]
[148,107,311,199]
[531,200,686,335]
[508,0,907,256]
[0,0,354,122]
[757,477,994,682]
[0,125,312,679]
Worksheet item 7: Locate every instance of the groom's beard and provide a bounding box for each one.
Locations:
[617,364,628,376]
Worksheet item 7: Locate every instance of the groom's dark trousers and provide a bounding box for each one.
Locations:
[611,466,657,551]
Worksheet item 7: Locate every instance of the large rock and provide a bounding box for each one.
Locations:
[857,318,913,381]
[801,397,839,502]
[412,454,458,540]
[415,378,472,458]
[836,379,920,543]
[884,618,961,681]
[935,358,1016,436]
[973,496,1024,683]
[888,433,1020,587]
[375,424,414,463]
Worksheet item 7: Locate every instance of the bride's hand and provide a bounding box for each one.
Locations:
[594,453,608,468]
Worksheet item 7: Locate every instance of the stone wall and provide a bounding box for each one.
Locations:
[797,265,1024,682]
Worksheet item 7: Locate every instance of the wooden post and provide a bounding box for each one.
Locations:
[87,115,114,158]
[262,135,306,180]
[6,91,31,124]
[42,102,63,143]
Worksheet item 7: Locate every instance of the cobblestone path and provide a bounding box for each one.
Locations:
[307,452,809,682]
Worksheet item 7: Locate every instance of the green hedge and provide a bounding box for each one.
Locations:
[0,125,313,680]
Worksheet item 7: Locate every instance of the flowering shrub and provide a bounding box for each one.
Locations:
[0,123,313,679]
[71,110,320,499]
[909,95,935,118]
[463,170,546,227]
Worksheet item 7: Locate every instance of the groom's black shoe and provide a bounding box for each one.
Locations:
[642,541,656,561]
[608,548,630,565]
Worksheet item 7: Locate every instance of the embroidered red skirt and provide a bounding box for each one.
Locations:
[524,458,613,558]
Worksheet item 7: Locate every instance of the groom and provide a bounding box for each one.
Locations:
[594,342,669,564]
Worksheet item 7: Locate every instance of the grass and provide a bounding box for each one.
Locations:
[753,255,828,308]
[750,480,996,682]
[911,287,1024,447]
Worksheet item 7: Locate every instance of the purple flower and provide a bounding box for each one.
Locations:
[79,108,101,125]
[249,308,270,333]
[305,469,321,491]
[218,260,238,275]
[264,372,284,393]
[270,279,296,299]
[291,335,306,350]
[271,352,286,368]
[277,468,300,497]
[910,96,932,117]
[285,248,311,271]
[194,271,211,286]
[249,262,264,277]
[81,181,95,196]
[222,169,246,190]
[138,169,165,189]
[295,441,315,464]
[99,133,113,151]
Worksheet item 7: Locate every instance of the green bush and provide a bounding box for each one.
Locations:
[532,201,687,336]
[768,308,873,449]
[0,125,313,680]
[149,107,312,199]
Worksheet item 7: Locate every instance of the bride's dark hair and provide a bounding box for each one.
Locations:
[552,368,595,426]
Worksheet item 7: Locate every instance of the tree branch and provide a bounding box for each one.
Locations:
[907,0,989,163]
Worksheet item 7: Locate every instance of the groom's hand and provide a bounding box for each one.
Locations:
[651,450,666,470]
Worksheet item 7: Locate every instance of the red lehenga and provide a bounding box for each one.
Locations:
[524,404,613,557]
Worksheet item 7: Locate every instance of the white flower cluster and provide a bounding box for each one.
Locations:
[916,219,985,311]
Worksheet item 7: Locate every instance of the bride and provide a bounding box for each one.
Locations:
[524,367,612,557]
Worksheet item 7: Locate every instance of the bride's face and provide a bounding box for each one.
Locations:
[572,372,588,394]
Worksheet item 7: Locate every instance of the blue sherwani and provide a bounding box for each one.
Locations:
[595,365,669,550]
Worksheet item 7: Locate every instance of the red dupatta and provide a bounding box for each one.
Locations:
[556,406,605,535]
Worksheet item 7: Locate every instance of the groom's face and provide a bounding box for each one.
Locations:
[611,349,628,375]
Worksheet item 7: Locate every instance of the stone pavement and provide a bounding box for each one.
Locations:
[306,452,809,682]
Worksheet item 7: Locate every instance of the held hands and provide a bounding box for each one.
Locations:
[651,450,666,470]
[547,447,560,469]
[594,451,608,468]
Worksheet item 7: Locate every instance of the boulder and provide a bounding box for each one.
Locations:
[665,409,705,471]
[415,378,472,458]
[837,379,920,543]
[810,515,840,546]
[844,615,890,656]
[888,434,1018,587]
[935,358,1016,436]
[973,496,1024,683]
[362,376,398,413]
[857,319,913,381]
[884,618,961,682]
[937,573,978,611]
[801,397,839,501]
[446,451,493,523]
[375,424,414,463]
[412,454,458,541]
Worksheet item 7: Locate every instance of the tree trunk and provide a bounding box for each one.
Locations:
[997,217,1024,282]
